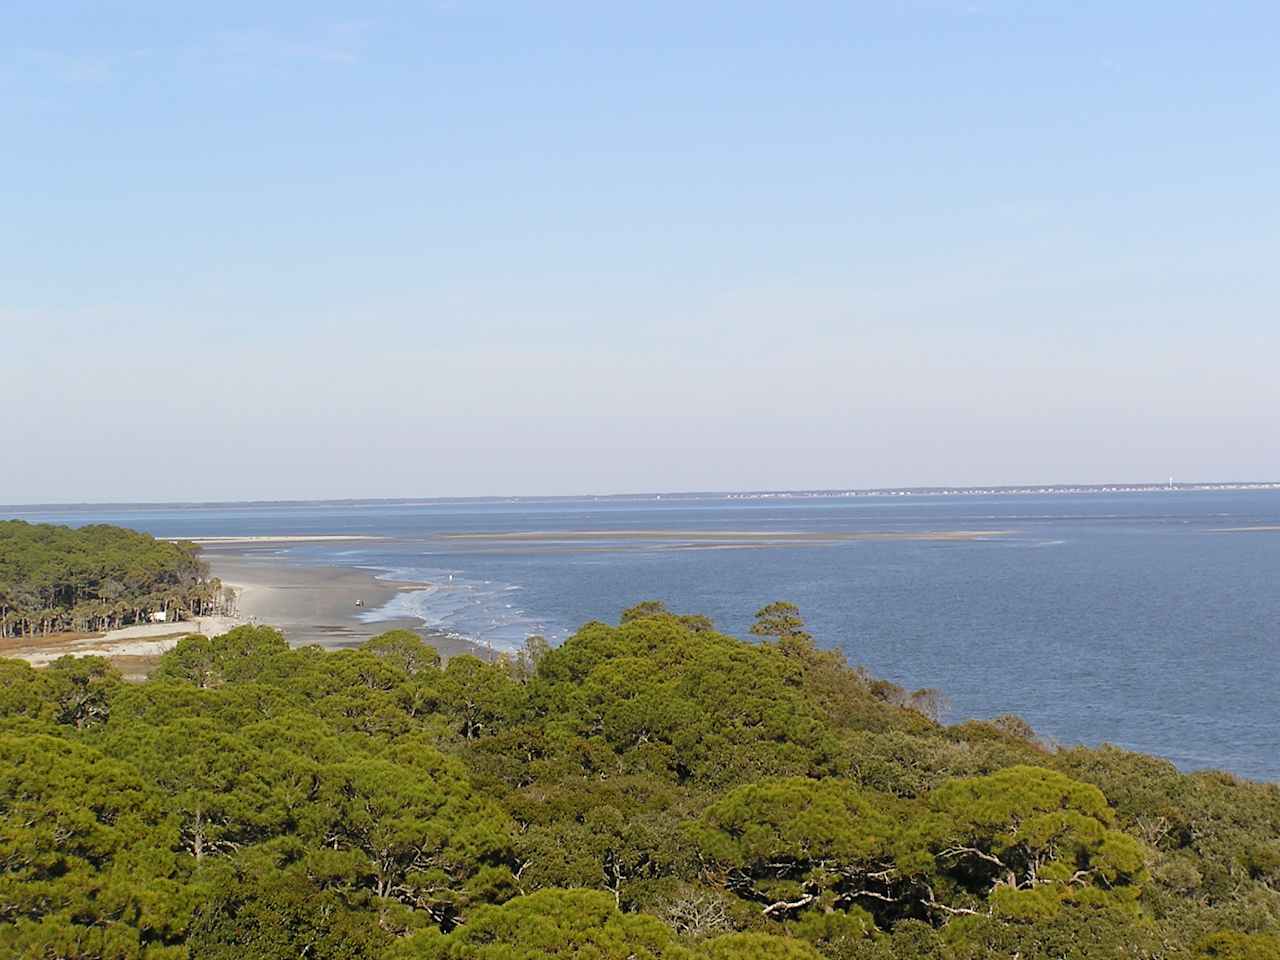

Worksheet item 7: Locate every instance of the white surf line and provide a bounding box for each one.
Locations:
[163,535,388,544]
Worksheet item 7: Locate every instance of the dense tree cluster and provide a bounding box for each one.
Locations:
[0,522,227,638]
[0,600,1277,959]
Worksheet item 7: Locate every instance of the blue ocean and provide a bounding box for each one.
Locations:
[7,491,1278,781]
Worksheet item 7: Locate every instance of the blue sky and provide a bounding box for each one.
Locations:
[3,2,1277,501]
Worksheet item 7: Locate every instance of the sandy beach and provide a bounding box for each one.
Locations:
[1,618,239,671]
[208,554,423,645]
[205,552,487,658]
[3,552,486,675]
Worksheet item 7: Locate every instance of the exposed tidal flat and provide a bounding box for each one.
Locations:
[203,551,487,657]
[438,528,1011,542]
[8,489,1280,781]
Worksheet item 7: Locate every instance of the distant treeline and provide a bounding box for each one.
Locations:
[0,520,229,638]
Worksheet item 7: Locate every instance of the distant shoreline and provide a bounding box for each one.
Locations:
[4,480,1279,511]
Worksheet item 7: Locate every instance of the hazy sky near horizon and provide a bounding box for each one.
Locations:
[3,2,1278,502]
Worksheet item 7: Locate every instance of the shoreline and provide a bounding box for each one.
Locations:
[1,553,491,675]
[205,550,489,658]
[166,534,388,545]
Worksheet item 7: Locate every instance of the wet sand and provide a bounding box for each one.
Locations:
[206,552,485,657]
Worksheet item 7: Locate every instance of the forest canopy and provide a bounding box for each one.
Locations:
[0,521,225,637]
[0,598,1278,959]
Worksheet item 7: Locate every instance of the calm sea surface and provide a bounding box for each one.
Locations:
[7,491,1278,781]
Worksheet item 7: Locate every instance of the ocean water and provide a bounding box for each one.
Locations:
[7,491,1278,781]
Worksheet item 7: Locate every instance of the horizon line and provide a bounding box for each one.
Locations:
[4,479,1280,511]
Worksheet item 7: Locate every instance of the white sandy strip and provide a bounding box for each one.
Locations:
[164,535,385,544]
[16,616,240,667]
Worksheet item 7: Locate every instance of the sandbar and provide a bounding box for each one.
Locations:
[440,529,1011,544]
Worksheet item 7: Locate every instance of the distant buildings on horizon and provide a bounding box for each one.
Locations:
[722,481,1280,500]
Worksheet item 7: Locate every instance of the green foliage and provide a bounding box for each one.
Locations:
[623,600,717,634]
[103,717,283,861]
[891,766,1147,923]
[1196,932,1280,960]
[701,932,826,959]
[750,601,815,658]
[188,862,392,960]
[940,903,1171,959]
[0,520,223,637]
[691,776,895,889]
[0,593,1274,958]
[510,773,698,913]
[150,626,289,688]
[528,616,846,787]
[313,738,515,926]
[45,654,122,729]
[0,659,55,725]
[0,734,190,957]
[396,888,693,959]
[362,629,441,675]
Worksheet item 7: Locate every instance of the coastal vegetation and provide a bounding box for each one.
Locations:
[0,521,227,638]
[1,600,1278,959]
